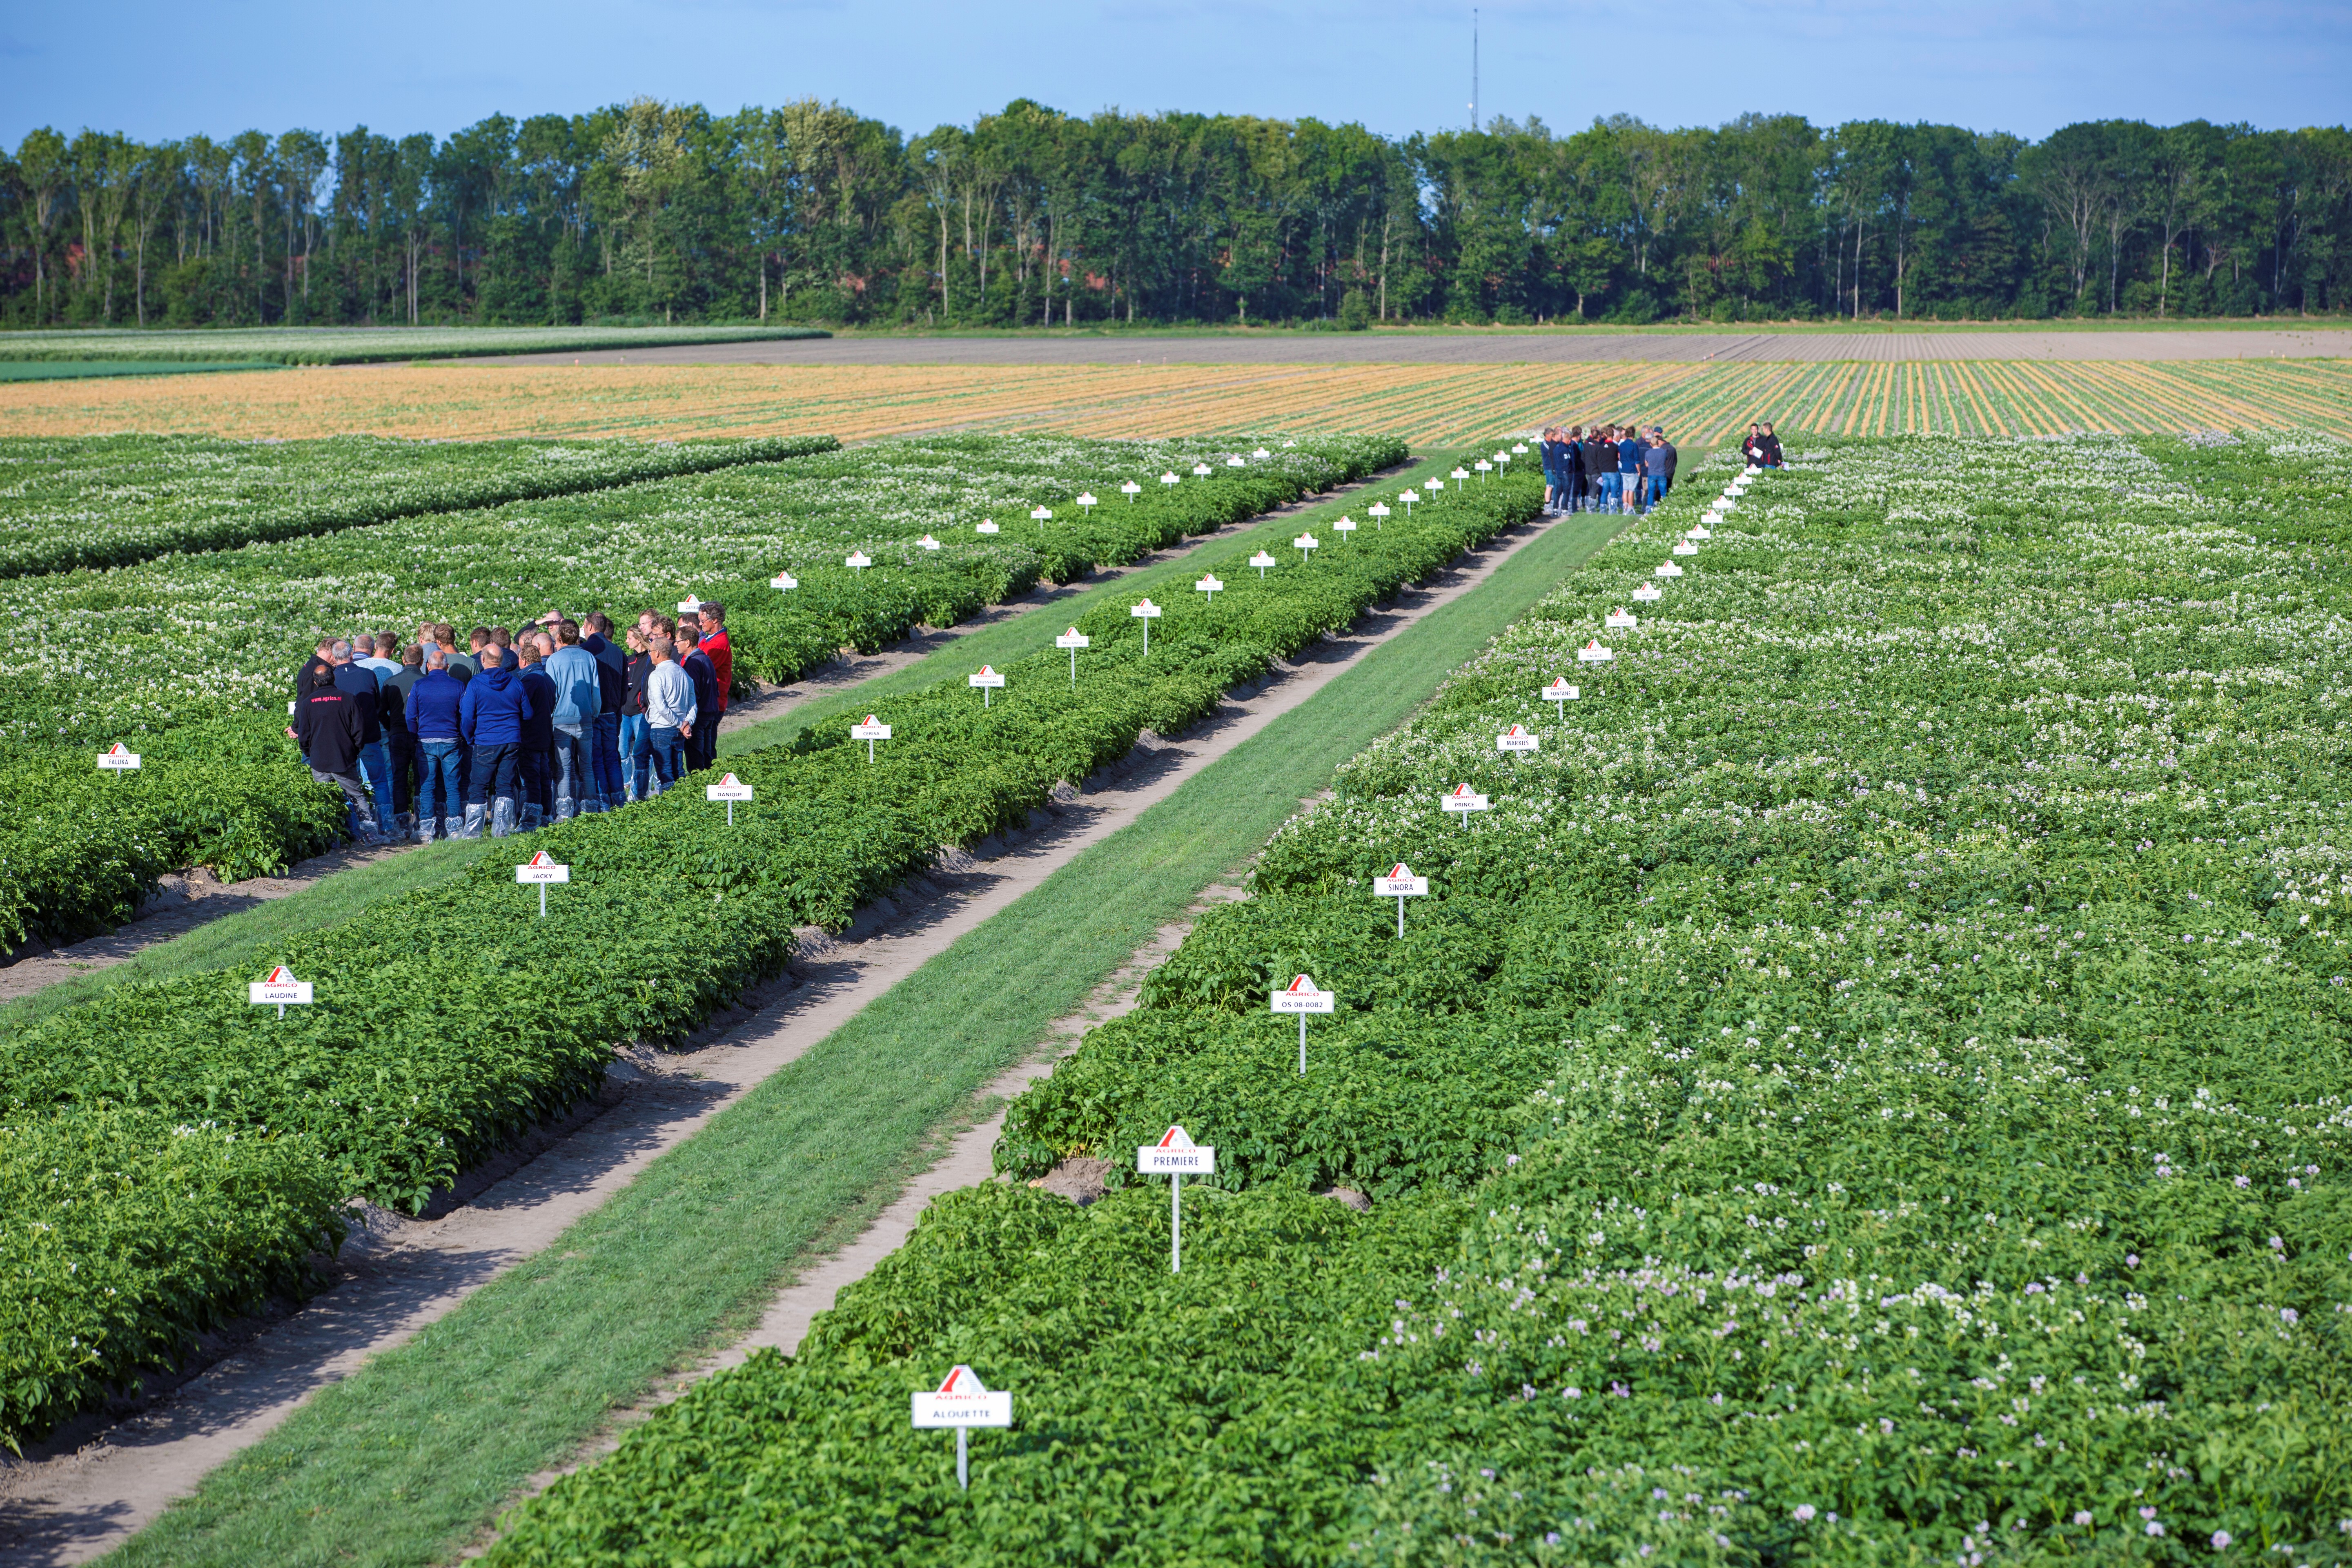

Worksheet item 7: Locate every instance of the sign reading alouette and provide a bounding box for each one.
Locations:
[249,966,313,1007]
[705,773,755,802]
[911,1365,1012,1428]
[515,850,570,884]
[1137,1125,1216,1175]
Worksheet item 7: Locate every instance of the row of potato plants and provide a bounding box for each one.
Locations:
[483,432,2352,1567]
[0,434,1400,951]
[0,457,1531,1452]
[0,432,835,578]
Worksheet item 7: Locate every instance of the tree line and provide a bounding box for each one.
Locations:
[4,99,2348,332]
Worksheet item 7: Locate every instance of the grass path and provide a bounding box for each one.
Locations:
[82,497,1631,1568]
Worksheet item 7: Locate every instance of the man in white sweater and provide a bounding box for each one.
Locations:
[641,638,698,796]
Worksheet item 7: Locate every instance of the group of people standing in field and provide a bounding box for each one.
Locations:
[1537,423,1679,516]
[289,604,736,843]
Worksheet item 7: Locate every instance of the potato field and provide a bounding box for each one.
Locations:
[477,432,2352,1565]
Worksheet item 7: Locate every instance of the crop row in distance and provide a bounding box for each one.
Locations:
[480,431,2352,1567]
[0,434,1401,950]
[0,460,1537,1451]
[0,360,2344,447]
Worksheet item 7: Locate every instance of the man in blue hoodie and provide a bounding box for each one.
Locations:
[405,647,467,842]
[459,648,534,838]
[544,620,605,821]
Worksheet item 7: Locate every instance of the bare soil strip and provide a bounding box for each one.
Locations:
[0,504,1564,1568]
[477,327,2352,368]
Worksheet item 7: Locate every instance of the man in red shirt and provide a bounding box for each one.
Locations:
[699,602,734,755]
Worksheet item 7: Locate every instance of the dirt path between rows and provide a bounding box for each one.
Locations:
[0,502,1564,1567]
[0,468,1398,1012]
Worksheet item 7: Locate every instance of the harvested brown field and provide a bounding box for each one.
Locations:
[1,357,2345,445]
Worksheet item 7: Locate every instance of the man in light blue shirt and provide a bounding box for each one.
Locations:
[543,621,605,820]
[641,639,697,796]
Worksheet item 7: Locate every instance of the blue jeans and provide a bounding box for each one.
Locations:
[620,713,650,800]
[1600,473,1621,511]
[1649,473,1671,505]
[551,724,592,820]
[417,739,463,823]
[356,741,392,833]
[648,725,686,795]
[592,712,623,805]
[469,742,519,806]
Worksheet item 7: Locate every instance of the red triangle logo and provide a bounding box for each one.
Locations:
[527,850,557,867]
[1451,784,1475,797]
[265,966,294,984]
[1388,863,1412,879]
[864,715,880,726]
[938,1364,988,1394]
[104,742,130,756]
[1285,974,1318,994]
[717,773,741,787]
[1157,1125,1194,1149]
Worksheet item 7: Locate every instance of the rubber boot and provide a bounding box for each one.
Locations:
[491,796,518,839]
[523,801,544,832]
[414,815,439,845]
[444,815,464,842]
[459,803,486,840]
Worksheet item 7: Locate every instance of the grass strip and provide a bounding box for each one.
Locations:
[105,494,1625,1568]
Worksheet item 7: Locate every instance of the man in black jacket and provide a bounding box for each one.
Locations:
[679,628,722,774]
[291,668,387,843]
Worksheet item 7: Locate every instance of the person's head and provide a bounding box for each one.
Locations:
[557,620,581,646]
[701,603,724,628]
[532,630,555,658]
[330,639,354,664]
[654,614,676,639]
[469,626,491,652]
[679,611,701,636]
[636,610,657,637]
[650,638,675,664]
[491,626,513,650]
[626,626,647,652]
[416,621,435,644]
[426,647,448,670]
[314,636,336,661]
[310,664,337,690]
[587,611,611,637]
[375,634,398,659]
[1760,421,1775,435]
[518,640,542,666]
[678,626,702,651]
[402,643,423,667]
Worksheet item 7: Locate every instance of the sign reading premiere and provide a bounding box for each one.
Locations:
[1138,1125,1216,1176]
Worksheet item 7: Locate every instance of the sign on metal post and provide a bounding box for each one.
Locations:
[677,594,703,614]
[98,742,141,772]
[968,664,1005,709]
[850,715,891,764]
[911,1365,1012,1491]
[1293,532,1319,565]
[1632,582,1662,602]
[1056,626,1089,687]
[1577,639,1614,664]
[705,771,754,825]
[1194,573,1223,605]
[1249,550,1278,581]
[1130,597,1163,655]
[1367,501,1389,530]
[1271,973,1335,1075]
[1333,516,1356,543]
[846,550,872,572]
[515,849,570,917]
[1441,784,1490,832]
[1542,677,1581,729]
[249,965,313,1020]
[770,570,799,591]
[1137,1125,1216,1272]
[1121,480,1142,502]
[918,534,942,552]
[1497,722,1539,758]
[976,519,1000,535]
[1604,608,1637,630]
[1372,862,1428,936]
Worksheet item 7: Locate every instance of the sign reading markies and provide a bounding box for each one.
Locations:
[1496,723,1540,753]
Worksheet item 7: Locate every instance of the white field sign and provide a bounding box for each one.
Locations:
[770,570,799,591]
[1372,862,1428,936]
[249,965,312,1018]
[1271,973,1335,1074]
[1131,597,1163,654]
[1250,550,1278,580]
[706,771,754,824]
[1441,783,1490,831]
[516,849,570,916]
[1195,573,1224,604]
[97,742,140,771]
[968,664,1005,708]
[1497,722,1539,755]
[1056,626,1089,686]
[911,1365,1012,1491]
[1137,1125,1217,1274]
[851,714,891,763]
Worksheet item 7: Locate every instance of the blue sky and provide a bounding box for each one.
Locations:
[4,0,2346,148]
